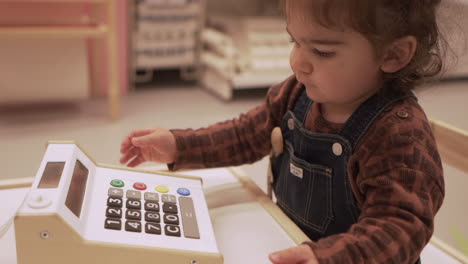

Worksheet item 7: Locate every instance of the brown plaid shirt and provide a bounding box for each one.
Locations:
[169,75,444,264]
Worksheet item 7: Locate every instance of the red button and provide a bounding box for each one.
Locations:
[133,182,147,190]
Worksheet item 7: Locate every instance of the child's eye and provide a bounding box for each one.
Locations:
[312,48,336,58]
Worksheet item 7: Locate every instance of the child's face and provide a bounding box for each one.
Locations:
[287,11,384,107]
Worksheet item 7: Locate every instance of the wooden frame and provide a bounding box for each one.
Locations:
[430,119,468,173]
[0,0,120,120]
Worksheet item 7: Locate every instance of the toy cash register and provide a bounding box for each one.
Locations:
[14,141,223,264]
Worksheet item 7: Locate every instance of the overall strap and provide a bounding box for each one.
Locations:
[292,88,313,125]
[339,91,415,151]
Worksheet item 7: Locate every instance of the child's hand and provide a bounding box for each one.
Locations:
[269,244,318,264]
[120,127,176,167]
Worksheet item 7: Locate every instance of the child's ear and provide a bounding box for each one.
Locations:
[380,36,417,73]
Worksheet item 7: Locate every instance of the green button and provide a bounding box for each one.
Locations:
[110,179,125,188]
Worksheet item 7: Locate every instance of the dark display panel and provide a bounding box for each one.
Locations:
[65,160,89,218]
[38,162,65,188]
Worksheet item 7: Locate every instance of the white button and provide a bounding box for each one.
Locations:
[332,143,343,156]
[27,193,52,209]
[288,119,295,130]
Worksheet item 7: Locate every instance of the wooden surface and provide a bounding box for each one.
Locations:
[431,119,468,173]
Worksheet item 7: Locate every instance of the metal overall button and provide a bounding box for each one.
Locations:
[332,143,343,156]
[396,110,409,119]
[287,118,295,130]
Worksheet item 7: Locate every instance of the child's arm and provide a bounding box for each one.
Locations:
[118,97,278,169]
[167,75,302,171]
[119,75,302,170]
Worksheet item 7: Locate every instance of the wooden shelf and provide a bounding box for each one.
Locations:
[0,0,120,120]
[0,0,106,3]
[0,25,107,37]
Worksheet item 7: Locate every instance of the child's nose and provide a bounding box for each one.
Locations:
[290,48,313,74]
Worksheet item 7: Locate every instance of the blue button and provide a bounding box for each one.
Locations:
[177,188,190,196]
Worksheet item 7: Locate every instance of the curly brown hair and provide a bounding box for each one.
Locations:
[281,0,447,92]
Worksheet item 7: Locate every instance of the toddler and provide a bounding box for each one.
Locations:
[120,0,446,263]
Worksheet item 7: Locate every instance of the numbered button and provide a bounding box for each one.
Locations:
[104,218,121,230]
[164,214,179,225]
[106,207,122,218]
[145,223,162,235]
[126,209,142,220]
[162,194,177,204]
[145,212,161,223]
[144,192,159,202]
[126,199,142,209]
[126,190,141,200]
[108,188,124,198]
[163,203,178,214]
[125,221,142,232]
[145,201,159,212]
[107,197,123,208]
[164,225,181,237]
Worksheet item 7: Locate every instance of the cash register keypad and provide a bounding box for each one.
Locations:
[104,181,200,239]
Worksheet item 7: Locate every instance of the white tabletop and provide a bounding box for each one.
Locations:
[0,167,464,264]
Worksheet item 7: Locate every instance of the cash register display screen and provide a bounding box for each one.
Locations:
[38,162,65,188]
[65,160,89,218]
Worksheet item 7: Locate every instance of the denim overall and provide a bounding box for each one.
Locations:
[272,88,421,263]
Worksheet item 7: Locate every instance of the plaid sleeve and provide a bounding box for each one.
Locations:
[168,75,302,171]
[305,99,445,264]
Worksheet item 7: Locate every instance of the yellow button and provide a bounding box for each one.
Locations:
[155,185,169,193]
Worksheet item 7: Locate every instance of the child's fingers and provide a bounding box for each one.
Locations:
[127,128,155,138]
[121,129,154,154]
[131,133,156,147]
[269,244,317,264]
[120,147,141,165]
[120,136,133,154]
[127,154,145,167]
